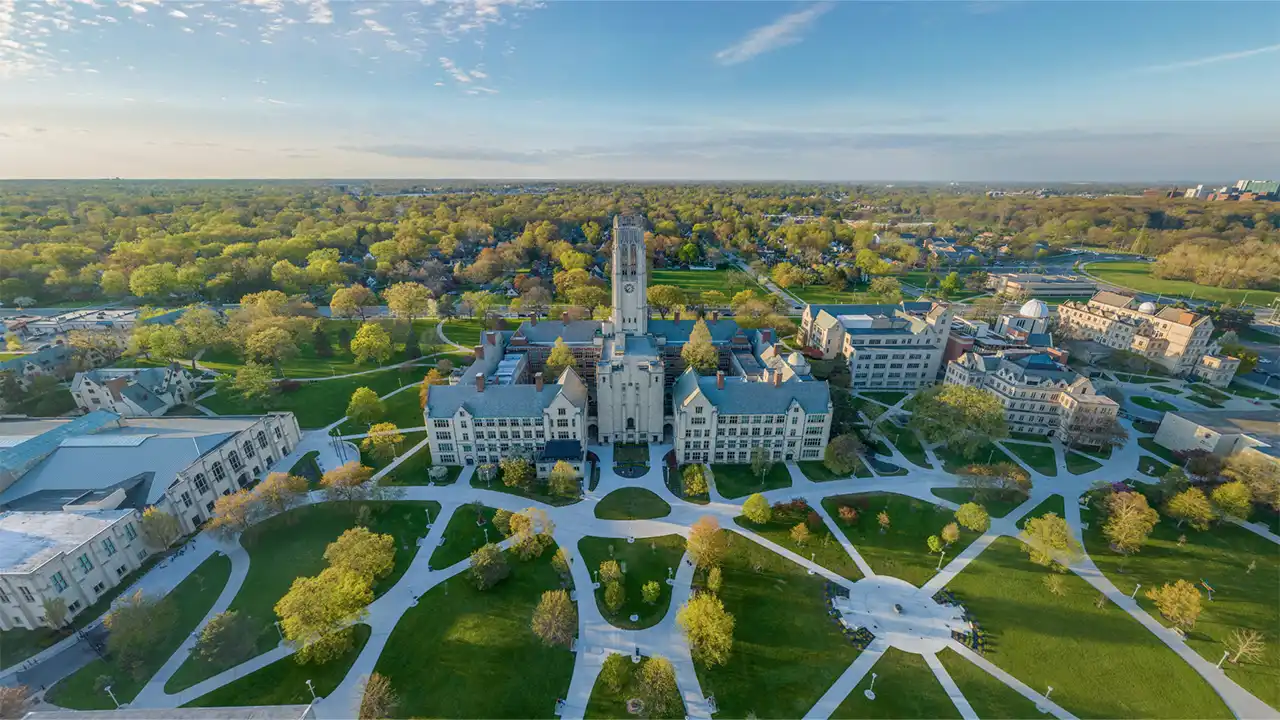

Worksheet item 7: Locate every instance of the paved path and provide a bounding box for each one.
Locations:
[18,420,1279,720]
[923,651,979,720]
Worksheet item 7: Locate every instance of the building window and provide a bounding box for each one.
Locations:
[229,451,243,471]
[92,582,105,594]
[124,523,138,541]
[194,474,210,494]
[211,462,226,481]
[102,538,117,557]
[181,491,193,508]
[206,501,216,512]
[19,587,35,603]
[274,426,283,440]
[243,441,256,458]
[257,431,269,449]
[117,565,127,578]
[51,572,68,593]
[0,588,8,604]
[78,554,93,573]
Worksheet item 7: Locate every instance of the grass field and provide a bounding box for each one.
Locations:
[822,493,980,587]
[861,390,908,405]
[789,286,880,305]
[48,554,232,709]
[429,504,505,570]
[201,366,424,428]
[440,318,489,348]
[850,395,889,423]
[1138,437,1180,464]
[695,532,861,719]
[1132,395,1178,413]
[930,487,1027,519]
[1082,507,1280,708]
[1229,381,1278,400]
[594,487,672,520]
[195,319,439,378]
[1087,261,1280,307]
[471,466,582,506]
[799,460,872,481]
[165,501,435,693]
[374,544,576,718]
[936,647,1044,719]
[650,268,760,297]
[831,647,960,719]
[187,624,371,707]
[1065,451,1104,475]
[337,381,426,435]
[734,511,864,583]
[945,537,1231,719]
[375,442,462,486]
[578,535,685,630]
[1003,441,1058,476]
[1008,431,1051,443]
[934,441,1016,473]
[876,421,931,468]
[1015,495,1066,529]
[585,653,685,719]
[710,463,791,499]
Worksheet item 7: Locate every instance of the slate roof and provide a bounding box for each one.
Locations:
[0,345,70,374]
[648,319,741,345]
[540,440,583,461]
[672,368,830,415]
[514,320,602,344]
[426,382,575,419]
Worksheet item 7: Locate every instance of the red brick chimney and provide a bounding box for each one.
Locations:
[561,311,569,323]
[716,371,725,390]
[473,345,484,360]
[476,374,485,392]
[535,372,544,391]
[486,331,496,345]
[674,310,680,323]
[712,311,720,322]
[773,369,782,387]
[761,329,773,343]
[531,315,538,326]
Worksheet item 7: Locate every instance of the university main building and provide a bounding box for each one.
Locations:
[423,215,834,470]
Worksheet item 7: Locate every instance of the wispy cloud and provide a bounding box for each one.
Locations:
[714,2,831,66]
[439,56,471,84]
[1136,42,1280,73]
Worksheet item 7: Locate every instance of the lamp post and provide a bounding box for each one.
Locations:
[305,679,317,702]
[1130,583,1140,600]
[1217,650,1229,669]
[273,620,285,642]
[104,685,121,709]
[863,673,878,701]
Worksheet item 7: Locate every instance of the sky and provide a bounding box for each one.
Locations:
[1,0,1278,181]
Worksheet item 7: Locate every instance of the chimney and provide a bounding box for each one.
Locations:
[486,332,496,345]
[773,369,782,387]
[535,372,544,391]
[716,371,725,390]
[561,311,569,323]
[476,374,485,392]
[712,311,720,322]
[473,345,484,360]
[761,329,773,343]
[531,315,538,326]
[674,310,681,323]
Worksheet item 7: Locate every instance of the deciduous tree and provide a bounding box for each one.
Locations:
[346,387,385,426]
[682,464,708,497]
[1166,487,1214,531]
[191,610,257,670]
[359,672,399,720]
[139,507,182,548]
[331,285,378,320]
[321,461,375,504]
[909,384,1008,459]
[600,653,630,693]
[642,580,661,605]
[254,472,308,516]
[383,282,434,321]
[500,456,536,491]
[351,323,393,365]
[640,655,681,718]
[742,493,771,524]
[324,527,396,584]
[1210,481,1252,520]
[681,319,719,373]
[1019,512,1081,572]
[205,489,262,540]
[275,567,372,664]
[1103,491,1160,554]
[940,522,961,546]
[544,337,577,380]
[677,593,735,667]
[1225,629,1266,665]
[687,516,726,569]
[604,580,625,612]
[469,543,510,590]
[1221,452,1280,511]
[646,285,686,319]
[955,503,990,533]
[548,460,579,498]
[105,590,176,679]
[361,422,404,463]
[1146,579,1202,631]
[532,589,577,648]
[790,522,811,546]
[823,433,864,476]
[0,685,30,719]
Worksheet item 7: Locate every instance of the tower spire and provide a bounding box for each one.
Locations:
[611,214,648,335]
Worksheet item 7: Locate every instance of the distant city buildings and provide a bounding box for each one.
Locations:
[1179,179,1277,202]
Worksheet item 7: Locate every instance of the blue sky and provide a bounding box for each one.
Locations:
[1,0,1278,180]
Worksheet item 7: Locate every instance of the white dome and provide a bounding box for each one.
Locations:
[1019,299,1050,319]
[1138,301,1157,314]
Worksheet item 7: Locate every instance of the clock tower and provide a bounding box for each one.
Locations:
[611,214,648,335]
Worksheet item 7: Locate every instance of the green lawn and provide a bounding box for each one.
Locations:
[930,487,1026,519]
[337,382,426,435]
[1149,384,1183,395]
[799,460,871,481]
[440,318,488,348]
[1008,431,1051,443]
[1087,261,1280,307]
[789,285,880,305]
[1065,451,1104,475]
[1139,456,1172,477]
[1082,507,1280,708]
[429,504,505,570]
[1112,373,1165,384]
[1236,327,1280,346]
[201,366,424,428]
[1229,382,1279,400]
[1187,383,1230,401]
[186,624,371,707]
[613,443,651,465]
[851,395,889,422]
[861,390,908,405]
[11,386,77,417]
[579,535,685,630]
[376,443,461,486]
[876,422,931,468]
[734,513,863,583]
[165,501,436,692]
[831,647,960,719]
[650,268,761,297]
[695,533,861,719]
[374,544,576,718]
[0,556,165,670]
[1188,394,1225,409]
[288,450,323,487]
[936,647,1046,719]
[710,463,791,499]
[594,488,671,520]
[47,554,233,709]
[822,494,981,587]
[945,538,1232,719]
[1015,495,1066,529]
[359,431,428,473]
[1138,437,1180,464]
[1132,395,1178,413]
[1002,441,1058,476]
[934,441,1016,473]
[586,654,685,719]
[471,467,581,506]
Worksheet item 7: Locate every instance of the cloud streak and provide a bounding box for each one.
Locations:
[714,2,831,66]
[1136,42,1280,73]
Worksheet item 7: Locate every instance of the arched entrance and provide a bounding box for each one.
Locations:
[663,422,674,443]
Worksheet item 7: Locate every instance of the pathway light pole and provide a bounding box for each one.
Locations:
[1217,650,1229,669]
[306,679,317,702]
[863,673,878,701]
[104,685,121,708]
[1130,583,1140,600]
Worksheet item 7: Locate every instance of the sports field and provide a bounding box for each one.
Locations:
[1087,261,1279,307]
